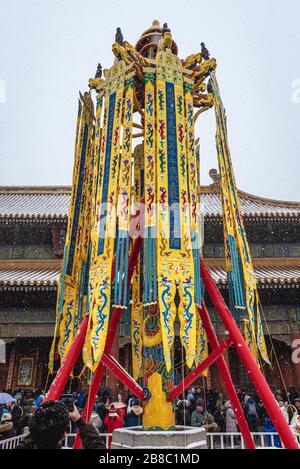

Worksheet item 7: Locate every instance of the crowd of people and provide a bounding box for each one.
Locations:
[0,385,144,448]
[176,386,300,436]
[0,385,299,448]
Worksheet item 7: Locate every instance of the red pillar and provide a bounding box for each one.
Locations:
[217,334,230,366]
[107,335,120,400]
[209,362,224,393]
[4,344,15,390]
[73,234,143,448]
[44,316,89,401]
[210,333,231,394]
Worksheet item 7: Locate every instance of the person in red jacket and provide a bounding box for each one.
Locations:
[117,404,127,424]
[104,403,123,448]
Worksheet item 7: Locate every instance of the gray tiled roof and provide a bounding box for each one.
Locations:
[201,191,300,219]
[0,187,70,221]
[0,265,299,289]
[0,186,299,221]
[0,267,59,289]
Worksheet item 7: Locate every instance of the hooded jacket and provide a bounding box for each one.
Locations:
[225,401,238,433]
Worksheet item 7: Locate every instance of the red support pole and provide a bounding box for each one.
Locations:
[45,258,118,402]
[44,315,89,401]
[73,233,143,448]
[73,307,124,449]
[45,199,145,405]
[200,259,299,449]
[199,303,255,449]
[102,353,145,401]
[167,338,232,401]
[40,196,144,447]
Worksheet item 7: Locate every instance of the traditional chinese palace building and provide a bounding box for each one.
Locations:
[0,176,300,395]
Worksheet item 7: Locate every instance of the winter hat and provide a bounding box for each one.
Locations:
[108,403,118,417]
[196,398,205,407]
[1,412,12,423]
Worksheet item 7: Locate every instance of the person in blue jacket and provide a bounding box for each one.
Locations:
[124,399,143,427]
[263,416,282,448]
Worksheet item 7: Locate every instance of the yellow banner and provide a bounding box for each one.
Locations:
[88,61,125,370]
[49,93,95,371]
[156,51,196,371]
[211,73,269,364]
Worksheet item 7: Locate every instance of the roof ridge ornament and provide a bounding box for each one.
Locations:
[201,42,210,60]
[115,27,124,46]
[209,168,221,185]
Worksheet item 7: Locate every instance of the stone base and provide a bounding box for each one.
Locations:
[111,426,207,449]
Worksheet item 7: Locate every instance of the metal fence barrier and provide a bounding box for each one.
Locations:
[207,431,300,449]
[0,433,29,449]
[1,430,299,449]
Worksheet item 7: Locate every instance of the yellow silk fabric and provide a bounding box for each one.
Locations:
[155,51,197,371]
[49,95,95,372]
[211,73,270,365]
[87,61,126,371]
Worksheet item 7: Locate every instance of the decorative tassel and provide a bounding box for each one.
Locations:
[256,293,271,365]
[131,144,144,381]
[195,307,208,373]
[227,235,246,309]
[113,75,134,308]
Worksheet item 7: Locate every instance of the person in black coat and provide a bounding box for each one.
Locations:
[16,400,105,449]
[11,399,23,435]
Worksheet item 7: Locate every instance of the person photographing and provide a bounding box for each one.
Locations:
[16,400,105,449]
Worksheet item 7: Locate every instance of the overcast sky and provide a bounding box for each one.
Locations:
[1,0,300,201]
